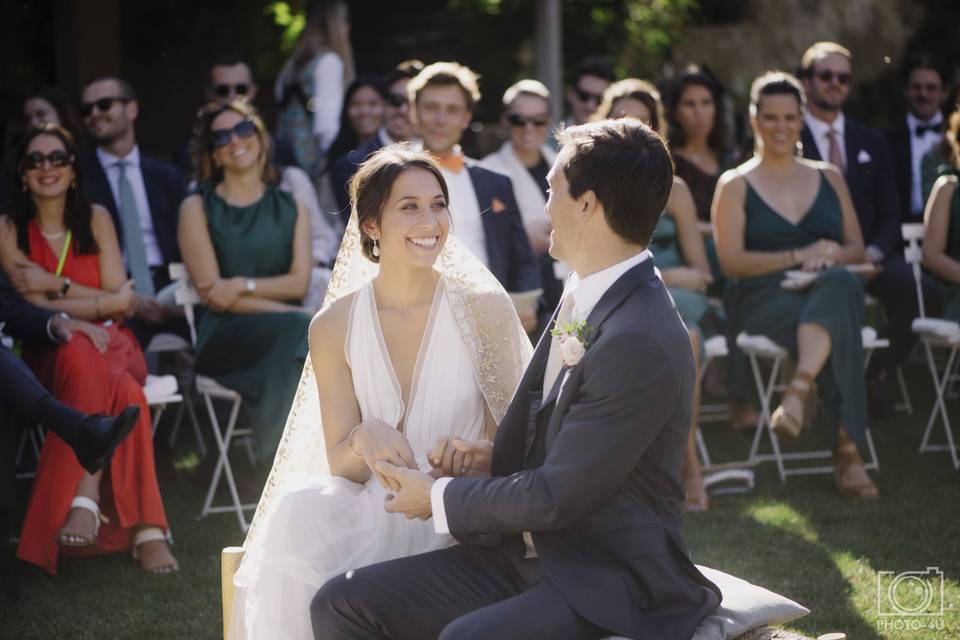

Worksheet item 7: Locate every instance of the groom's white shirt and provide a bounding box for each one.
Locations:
[431,248,652,535]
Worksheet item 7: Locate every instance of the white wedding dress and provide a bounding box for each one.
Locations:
[229,278,488,639]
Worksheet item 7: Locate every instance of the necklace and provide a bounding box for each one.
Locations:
[40,229,65,240]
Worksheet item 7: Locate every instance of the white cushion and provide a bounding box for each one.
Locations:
[736,333,787,359]
[913,317,960,338]
[605,565,809,640]
[143,374,179,403]
[704,335,729,359]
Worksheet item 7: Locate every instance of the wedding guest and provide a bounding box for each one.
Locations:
[667,66,734,223]
[274,0,353,217]
[921,85,960,202]
[921,112,960,318]
[565,55,616,126]
[482,80,561,334]
[326,76,386,169]
[886,52,948,221]
[714,71,877,498]
[596,77,714,509]
[331,60,423,213]
[179,100,312,455]
[80,75,187,348]
[0,124,177,574]
[799,41,941,413]
[408,62,540,328]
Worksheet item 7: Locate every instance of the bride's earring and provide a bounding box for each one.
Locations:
[372,238,381,258]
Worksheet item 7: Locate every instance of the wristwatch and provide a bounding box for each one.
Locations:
[60,276,72,298]
[245,278,256,294]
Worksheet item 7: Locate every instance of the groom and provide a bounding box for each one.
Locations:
[310,118,721,639]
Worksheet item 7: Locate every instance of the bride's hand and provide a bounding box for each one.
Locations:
[351,419,417,490]
[428,436,493,478]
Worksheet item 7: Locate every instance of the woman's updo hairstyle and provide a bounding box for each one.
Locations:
[348,143,450,263]
[749,71,806,116]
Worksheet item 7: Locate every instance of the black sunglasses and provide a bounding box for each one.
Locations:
[22,150,73,170]
[214,83,250,98]
[210,119,258,149]
[813,70,852,85]
[575,87,603,105]
[387,92,407,108]
[79,96,130,117]
[506,113,548,128]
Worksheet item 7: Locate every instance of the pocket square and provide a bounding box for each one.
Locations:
[491,197,507,213]
[857,149,872,164]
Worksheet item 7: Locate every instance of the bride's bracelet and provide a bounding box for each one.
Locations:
[346,424,364,458]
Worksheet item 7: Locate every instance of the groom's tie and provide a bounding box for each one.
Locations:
[542,292,575,402]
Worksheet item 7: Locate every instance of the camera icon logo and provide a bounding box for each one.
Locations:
[877,567,945,617]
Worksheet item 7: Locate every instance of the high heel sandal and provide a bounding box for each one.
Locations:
[770,371,815,439]
[833,431,879,498]
[57,496,108,547]
[132,528,179,574]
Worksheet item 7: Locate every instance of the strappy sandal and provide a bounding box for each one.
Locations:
[770,370,815,439]
[684,474,710,512]
[132,528,179,574]
[57,496,108,547]
[833,431,879,498]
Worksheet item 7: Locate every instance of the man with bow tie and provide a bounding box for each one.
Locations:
[885,51,948,221]
[798,41,942,416]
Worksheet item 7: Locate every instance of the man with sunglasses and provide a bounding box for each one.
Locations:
[331,60,424,213]
[80,75,187,348]
[884,51,948,221]
[565,56,616,127]
[799,41,942,417]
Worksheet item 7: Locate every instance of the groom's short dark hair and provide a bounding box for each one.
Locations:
[556,118,673,247]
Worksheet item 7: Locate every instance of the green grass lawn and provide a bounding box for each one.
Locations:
[3,363,959,639]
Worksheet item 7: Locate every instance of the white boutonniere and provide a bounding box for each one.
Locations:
[550,320,593,367]
[857,149,872,164]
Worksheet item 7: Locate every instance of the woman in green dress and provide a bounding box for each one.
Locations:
[179,100,312,455]
[713,72,877,498]
[597,79,715,509]
[921,112,960,318]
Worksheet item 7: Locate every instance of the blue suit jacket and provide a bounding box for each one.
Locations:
[464,160,540,293]
[0,268,53,346]
[801,118,902,258]
[82,151,185,266]
[331,137,385,214]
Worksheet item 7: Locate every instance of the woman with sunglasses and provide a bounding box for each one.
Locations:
[483,80,559,336]
[595,78,715,510]
[179,100,312,456]
[0,124,177,575]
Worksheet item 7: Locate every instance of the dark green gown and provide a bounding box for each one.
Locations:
[724,170,869,451]
[934,169,960,320]
[194,183,311,455]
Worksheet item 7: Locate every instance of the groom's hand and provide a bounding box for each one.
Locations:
[429,437,493,478]
[377,461,434,520]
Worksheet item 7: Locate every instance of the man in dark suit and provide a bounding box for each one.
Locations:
[884,51,948,221]
[798,42,941,407]
[80,76,187,347]
[406,62,540,331]
[0,269,138,598]
[330,60,424,215]
[310,118,720,639]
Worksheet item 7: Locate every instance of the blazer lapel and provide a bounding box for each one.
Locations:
[467,165,501,275]
[843,127,858,182]
[800,126,821,162]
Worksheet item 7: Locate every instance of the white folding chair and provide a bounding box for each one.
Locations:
[146,331,206,456]
[863,294,913,415]
[903,223,960,469]
[144,374,184,436]
[738,327,882,482]
[169,262,258,530]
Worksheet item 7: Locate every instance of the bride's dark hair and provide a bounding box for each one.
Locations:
[349,143,450,263]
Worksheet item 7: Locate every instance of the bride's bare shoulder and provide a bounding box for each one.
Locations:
[308,291,358,362]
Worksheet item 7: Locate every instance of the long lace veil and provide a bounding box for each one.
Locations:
[241,211,534,544]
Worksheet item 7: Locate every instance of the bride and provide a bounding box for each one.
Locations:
[228,145,533,639]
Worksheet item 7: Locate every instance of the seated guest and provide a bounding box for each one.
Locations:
[331,60,423,213]
[921,112,960,318]
[326,76,386,175]
[408,62,540,330]
[596,78,714,509]
[0,124,177,574]
[483,79,561,335]
[564,55,616,126]
[799,41,941,413]
[80,75,187,348]
[179,100,312,455]
[667,66,735,223]
[714,72,878,498]
[886,52,948,222]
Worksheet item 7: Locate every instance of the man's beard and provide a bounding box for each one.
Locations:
[90,125,126,146]
[810,92,843,113]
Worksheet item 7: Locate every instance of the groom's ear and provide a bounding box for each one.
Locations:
[579,189,599,218]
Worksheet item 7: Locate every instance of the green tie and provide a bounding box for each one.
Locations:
[115,160,156,297]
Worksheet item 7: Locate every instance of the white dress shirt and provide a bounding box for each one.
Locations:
[804,112,847,170]
[906,112,944,216]
[96,145,163,267]
[440,163,489,268]
[431,249,652,535]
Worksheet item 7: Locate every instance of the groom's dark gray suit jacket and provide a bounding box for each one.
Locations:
[442,257,721,639]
